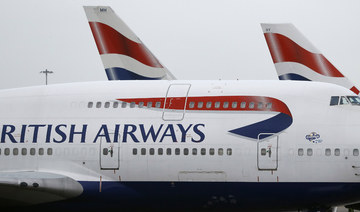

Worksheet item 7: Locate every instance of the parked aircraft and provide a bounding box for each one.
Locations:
[1,6,360,212]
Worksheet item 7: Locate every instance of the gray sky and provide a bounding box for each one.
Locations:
[1,0,360,89]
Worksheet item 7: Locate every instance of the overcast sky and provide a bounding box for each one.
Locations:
[1,0,360,89]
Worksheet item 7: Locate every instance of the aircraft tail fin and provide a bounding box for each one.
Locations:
[84,6,175,80]
[261,23,359,94]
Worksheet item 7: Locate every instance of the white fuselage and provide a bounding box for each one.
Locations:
[1,80,360,210]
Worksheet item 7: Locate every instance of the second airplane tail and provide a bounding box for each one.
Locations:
[261,23,359,95]
[84,6,175,80]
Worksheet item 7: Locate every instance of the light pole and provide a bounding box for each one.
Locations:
[40,69,54,85]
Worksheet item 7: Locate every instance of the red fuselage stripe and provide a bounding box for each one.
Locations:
[117,96,292,117]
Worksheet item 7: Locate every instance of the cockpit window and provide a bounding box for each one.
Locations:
[347,96,360,105]
[330,96,339,106]
[340,96,350,105]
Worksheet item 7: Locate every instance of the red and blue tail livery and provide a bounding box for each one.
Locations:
[261,23,359,95]
[84,6,175,80]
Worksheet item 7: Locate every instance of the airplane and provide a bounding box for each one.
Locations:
[1,6,360,212]
[84,6,175,80]
[261,23,360,211]
[261,23,360,95]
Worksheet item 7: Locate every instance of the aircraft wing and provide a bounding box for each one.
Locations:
[0,171,83,206]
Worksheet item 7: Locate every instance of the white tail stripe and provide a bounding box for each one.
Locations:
[101,54,167,78]
[275,62,354,89]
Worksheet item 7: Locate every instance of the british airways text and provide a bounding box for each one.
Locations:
[0,124,205,143]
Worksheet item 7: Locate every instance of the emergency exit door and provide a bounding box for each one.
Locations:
[162,84,191,121]
[257,133,278,170]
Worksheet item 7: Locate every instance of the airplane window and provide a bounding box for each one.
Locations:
[39,148,44,155]
[121,102,127,108]
[334,148,340,156]
[232,102,237,108]
[113,102,119,108]
[258,102,263,109]
[149,148,154,155]
[138,102,144,108]
[227,148,232,155]
[47,148,53,155]
[130,102,136,108]
[158,148,163,155]
[132,148,137,155]
[155,102,161,108]
[192,148,197,155]
[266,103,272,109]
[96,102,102,108]
[325,148,331,156]
[218,148,223,156]
[214,102,220,108]
[206,102,212,108]
[175,148,180,155]
[103,148,108,155]
[307,148,313,156]
[166,148,171,155]
[104,102,110,108]
[340,96,350,105]
[261,148,266,156]
[141,148,146,155]
[147,102,152,108]
[30,148,36,156]
[201,148,206,155]
[21,148,27,155]
[183,148,189,155]
[189,102,195,108]
[88,102,93,108]
[330,96,339,106]
[347,96,360,105]
[13,148,18,156]
[240,102,246,108]
[249,102,255,109]
[223,102,229,108]
[354,149,359,156]
[198,102,203,108]
[209,148,215,155]
[298,148,304,156]
[4,148,9,156]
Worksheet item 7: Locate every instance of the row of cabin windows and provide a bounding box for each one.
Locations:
[188,101,272,110]
[297,148,359,156]
[88,101,273,110]
[88,101,161,109]
[0,148,53,156]
[132,148,232,156]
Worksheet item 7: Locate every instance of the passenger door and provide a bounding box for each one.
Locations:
[162,84,191,121]
[257,134,278,170]
[100,134,119,170]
